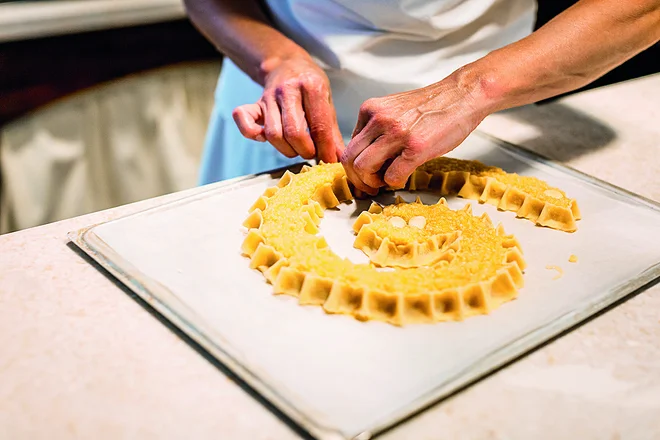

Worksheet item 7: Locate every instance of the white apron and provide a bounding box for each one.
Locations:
[198,0,536,184]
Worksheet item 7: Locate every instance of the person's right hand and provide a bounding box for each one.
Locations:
[232,55,344,163]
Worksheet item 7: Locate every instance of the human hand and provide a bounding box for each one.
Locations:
[232,55,344,163]
[340,73,490,194]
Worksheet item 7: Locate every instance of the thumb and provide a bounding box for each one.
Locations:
[232,103,266,141]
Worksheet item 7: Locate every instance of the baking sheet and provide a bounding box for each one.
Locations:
[70,132,660,440]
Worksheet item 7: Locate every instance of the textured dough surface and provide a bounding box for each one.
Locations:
[241,158,578,326]
[352,197,461,268]
[411,157,581,232]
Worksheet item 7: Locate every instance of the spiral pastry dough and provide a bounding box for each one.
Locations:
[241,158,579,326]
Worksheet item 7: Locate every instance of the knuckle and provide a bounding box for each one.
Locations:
[298,71,317,84]
[299,72,325,89]
[299,71,325,87]
[370,112,392,127]
[311,127,337,148]
[390,121,410,138]
[273,85,287,99]
[264,126,283,143]
[353,158,366,174]
[405,134,426,153]
[339,150,351,165]
[309,122,331,138]
[283,124,303,141]
[360,98,380,114]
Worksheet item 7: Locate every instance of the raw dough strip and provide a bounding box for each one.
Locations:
[406,158,581,232]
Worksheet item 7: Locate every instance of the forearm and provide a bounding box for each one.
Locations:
[183,0,310,85]
[459,0,660,113]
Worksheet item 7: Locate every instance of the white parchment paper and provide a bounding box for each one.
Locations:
[86,134,660,439]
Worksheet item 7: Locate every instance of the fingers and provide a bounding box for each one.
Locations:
[232,104,266,142]
[276,87,316,160]
[351,106,370,138]
[353,138,403,189]
[302,82,344,163]
[341,123,382,195]
[261,96,297,158]
[234,66,346,163]
[383,150,421,189]
[340,97,388,192]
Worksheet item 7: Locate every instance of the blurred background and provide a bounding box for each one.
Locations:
[0,0,658,235]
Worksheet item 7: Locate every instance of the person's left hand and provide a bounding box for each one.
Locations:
[340,74,490,194]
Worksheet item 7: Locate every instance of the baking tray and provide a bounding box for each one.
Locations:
[69,132,660,440]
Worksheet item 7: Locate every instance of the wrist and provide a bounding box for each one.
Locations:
[449,57,516,117]
[257,47,312,84]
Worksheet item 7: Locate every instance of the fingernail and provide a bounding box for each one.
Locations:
[255,134,266,142]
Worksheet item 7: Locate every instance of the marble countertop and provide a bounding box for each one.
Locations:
[1,74,659,439]
[0,0,185,43]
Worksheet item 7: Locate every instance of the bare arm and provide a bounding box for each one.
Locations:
[472,0,660,111]
[342,0,660,192]
[184,0,305,85]
[184,0,344,162]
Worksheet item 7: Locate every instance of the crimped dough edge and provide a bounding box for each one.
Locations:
[241,162,532,326]
[407,159,580,232]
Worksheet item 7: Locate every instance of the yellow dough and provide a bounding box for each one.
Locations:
[546,265,564,280]
[352,196,461,268]
[409,157,581,232]
[241,158,579,326]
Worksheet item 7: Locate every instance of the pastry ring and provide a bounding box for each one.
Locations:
[241,158,577,326]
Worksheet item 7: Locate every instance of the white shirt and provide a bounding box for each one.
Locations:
[198,0,538,183]
[264,0,536,133]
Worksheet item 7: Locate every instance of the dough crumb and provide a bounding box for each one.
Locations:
[569,254,578,263]
[546,265,564,280]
